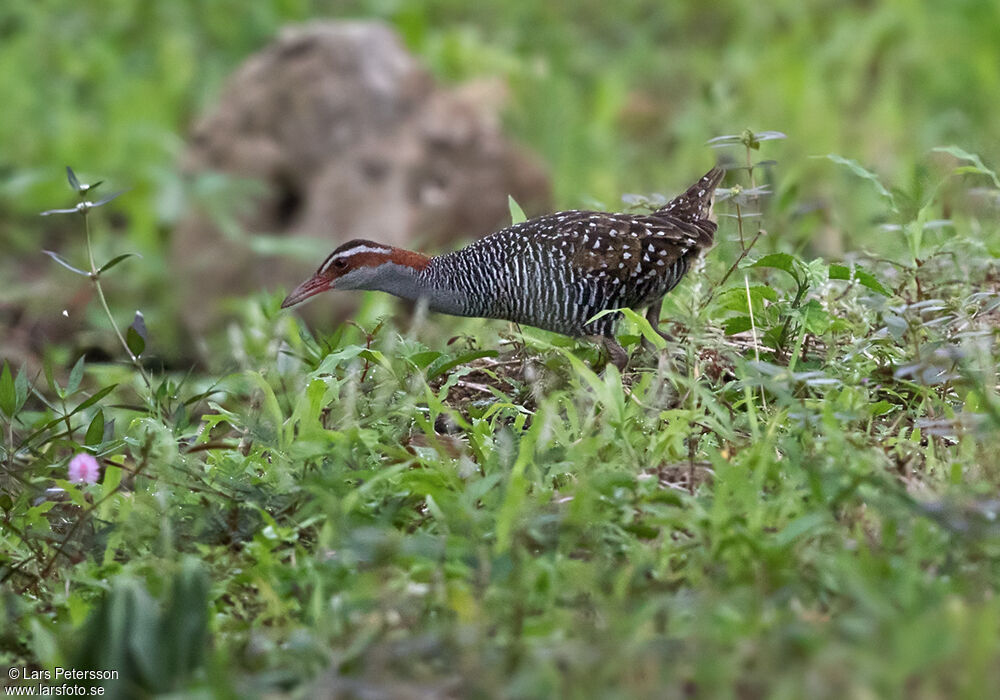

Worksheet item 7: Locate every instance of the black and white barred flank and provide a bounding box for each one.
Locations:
[421,167,724,338]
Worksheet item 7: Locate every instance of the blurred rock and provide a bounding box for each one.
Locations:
[171,20,550,344]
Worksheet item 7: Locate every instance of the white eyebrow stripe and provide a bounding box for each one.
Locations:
[320,245,392,272]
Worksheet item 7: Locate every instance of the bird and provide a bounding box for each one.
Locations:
[281,166,725,370]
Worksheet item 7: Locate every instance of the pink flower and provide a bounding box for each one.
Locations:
[68,453,100,484]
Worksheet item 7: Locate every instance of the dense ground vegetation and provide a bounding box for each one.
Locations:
[3,1,1000,697]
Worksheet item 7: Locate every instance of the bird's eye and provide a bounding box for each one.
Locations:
[333,259,347,270]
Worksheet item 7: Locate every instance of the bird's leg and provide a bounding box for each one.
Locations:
[643,305,674,351]
[588,335,628,372]
[508,321,533,364]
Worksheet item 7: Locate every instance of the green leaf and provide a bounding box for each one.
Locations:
[508,195,527,225]
[0,362,15,418]
[43,250,90,276]
[14,366,28,414]
[409,351,443,370]
[101,464,123,501]
[426,349,498,381]
[803,258,828,288]
[828,264,891,296]
[97,253,140,275]
[828,265,850,281]
[818,154,897,211]
[85,409,105,447]
[618,307,667,351]
[932,145,1000,188]
[715,286,778,314]
[20,384,117,448]
[724,316,753,335]
[774,512,829,547]
[74,384,117,414]
[494,415,538,554]
[66,166,81,191]
[126,312,147,359]
[752,253,799,281]
[799,299,832,334]
[869,400,894,417]
[92,190,126,208]
[126,327,145,358]
[358,348,393,373]
[43,356,58,395]
[67,356,85,395]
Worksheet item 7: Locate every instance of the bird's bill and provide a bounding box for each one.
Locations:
[280,274,330,309]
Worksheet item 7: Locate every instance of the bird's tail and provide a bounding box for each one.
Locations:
[656,166,726,223]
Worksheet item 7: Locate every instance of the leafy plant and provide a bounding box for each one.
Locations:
[42,171,145,359]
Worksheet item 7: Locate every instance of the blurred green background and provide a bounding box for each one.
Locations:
[3,0,998,278]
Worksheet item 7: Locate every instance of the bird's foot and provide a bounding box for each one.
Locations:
[587,335,628,372]
[642,308,674,353]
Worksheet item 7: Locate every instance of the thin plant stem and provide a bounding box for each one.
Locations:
[699,150,767,314]
[735,202,746,249]
[745,274,767,411]
[699,227,766,314]
[83,212,155,399]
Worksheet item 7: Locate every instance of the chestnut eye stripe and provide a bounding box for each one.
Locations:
[318,244,393,273]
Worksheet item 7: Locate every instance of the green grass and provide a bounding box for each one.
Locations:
[4,153,1000,696]
[3,1,1000,697]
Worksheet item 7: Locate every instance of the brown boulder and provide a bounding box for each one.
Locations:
[171,20,551,343]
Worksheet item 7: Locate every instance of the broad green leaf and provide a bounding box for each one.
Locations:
[85,409,105,447]
[724,316,753,335]
[67,355,85,395]
[829,264,851,281]
[410,351,443,370]
[828,264,892,296]
[126,326,145,358]
[751,253,799,281]
[799,299,832,334]
[358,348,393,374]
[618,307,667,351]
[130,311,147,341]
[508,195,527,225]
[715,286,778,314]
[869,400,894,417]
[127,312,148,359]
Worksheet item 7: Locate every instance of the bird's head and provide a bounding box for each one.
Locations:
[280,239,430,308]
